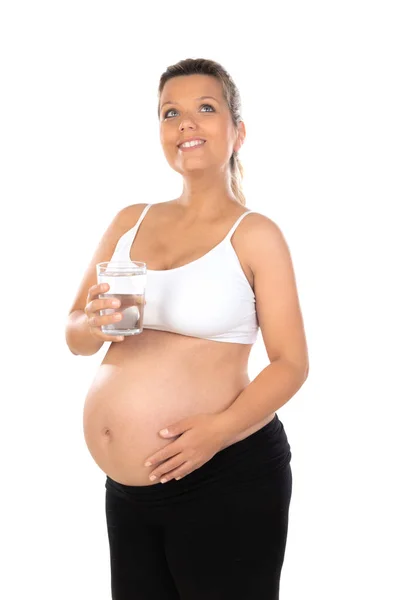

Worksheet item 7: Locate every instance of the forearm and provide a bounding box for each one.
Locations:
[216,359,308,450]
[65,310,104,356]
[218,414,278,450]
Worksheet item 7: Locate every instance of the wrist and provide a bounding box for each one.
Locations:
[213,411,236,451]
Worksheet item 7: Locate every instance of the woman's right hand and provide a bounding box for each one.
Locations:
[84,283,125,342]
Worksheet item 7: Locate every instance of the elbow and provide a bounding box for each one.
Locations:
[298,361,309,382]
[282,357,309,382]
[65,325,79,356]
[65,338,79,356]
[303,361,310,380]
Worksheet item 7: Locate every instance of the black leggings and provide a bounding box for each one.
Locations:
[105,413,292,600]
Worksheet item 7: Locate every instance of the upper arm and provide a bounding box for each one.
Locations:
[66,203,147,316]
[249,215,309,376]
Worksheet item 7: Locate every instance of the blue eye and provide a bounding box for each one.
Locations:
[163,104,215,119]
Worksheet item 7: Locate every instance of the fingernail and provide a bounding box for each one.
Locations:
[149,475,157,481]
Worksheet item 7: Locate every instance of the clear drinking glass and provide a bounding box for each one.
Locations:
[96,261,147,336]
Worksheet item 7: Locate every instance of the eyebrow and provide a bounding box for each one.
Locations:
[160,95,220,109]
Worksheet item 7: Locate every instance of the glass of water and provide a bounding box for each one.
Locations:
[96,261,147,336]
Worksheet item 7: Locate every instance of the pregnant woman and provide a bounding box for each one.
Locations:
[65,58,309,600]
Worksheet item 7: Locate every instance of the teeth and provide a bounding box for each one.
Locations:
[180,140,205,148]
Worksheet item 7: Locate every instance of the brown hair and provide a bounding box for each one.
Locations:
[157,58,246,207]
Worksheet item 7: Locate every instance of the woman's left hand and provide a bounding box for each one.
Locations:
[143,413,226,483]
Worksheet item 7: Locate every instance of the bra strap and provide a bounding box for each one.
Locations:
[134,203,153,230]
[224,210,254,241]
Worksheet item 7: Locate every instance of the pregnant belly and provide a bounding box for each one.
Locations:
[83,335,251,486]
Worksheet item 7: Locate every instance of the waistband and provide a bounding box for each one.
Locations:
[105,413,291,504]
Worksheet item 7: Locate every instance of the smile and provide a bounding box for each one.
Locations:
[179,140,206,151]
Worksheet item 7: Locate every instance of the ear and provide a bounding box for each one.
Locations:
[234,120,246,153]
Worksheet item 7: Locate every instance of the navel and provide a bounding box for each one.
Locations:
[102,426,112,438]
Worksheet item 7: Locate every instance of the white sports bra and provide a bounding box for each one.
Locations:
[109,204,259,344]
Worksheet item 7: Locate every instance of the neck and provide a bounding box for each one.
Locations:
[177,170,240,219]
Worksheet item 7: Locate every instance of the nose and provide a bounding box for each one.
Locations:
[179,121,196,132]
[179,113,198,131]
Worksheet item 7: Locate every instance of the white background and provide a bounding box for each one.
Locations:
[1,1,399,598]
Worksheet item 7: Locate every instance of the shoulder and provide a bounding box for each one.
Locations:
[120,202,149,223]
[119,200,176,226]
[242,210,282,236]
[113,203,150,234]
[237,211,290,270]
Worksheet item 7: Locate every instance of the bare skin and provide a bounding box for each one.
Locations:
[80,74,296,486]
[83,200,275,486]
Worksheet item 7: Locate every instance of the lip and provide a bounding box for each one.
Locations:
[177,137,206,149]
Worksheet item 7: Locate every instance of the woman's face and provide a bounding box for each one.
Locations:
[159,74,245,176]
